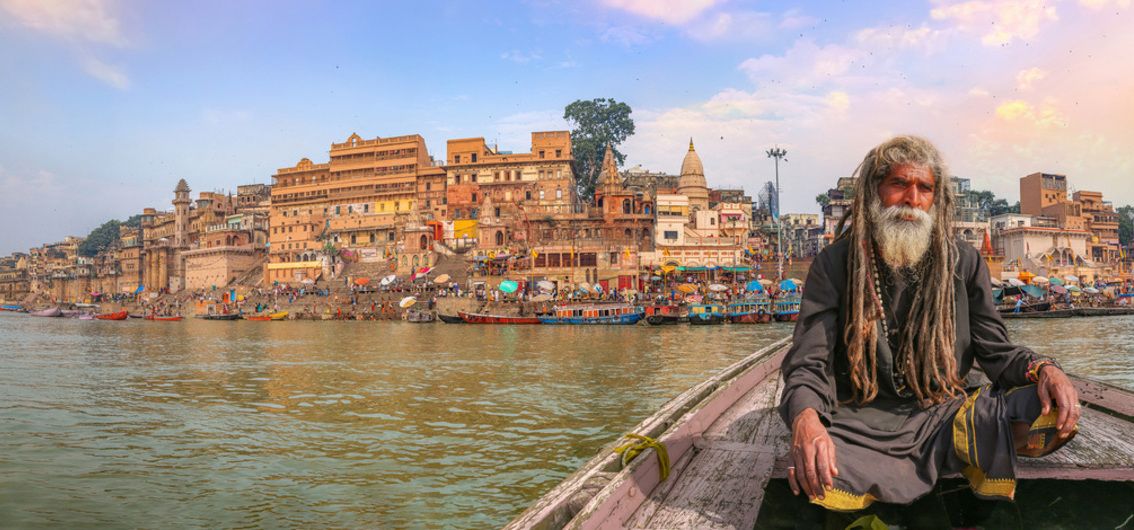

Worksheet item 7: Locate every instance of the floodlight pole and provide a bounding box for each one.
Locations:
[766,146,788,281]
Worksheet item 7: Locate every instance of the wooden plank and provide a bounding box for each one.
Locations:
[567,343,791,530]
[505,337,790,530]
[627,377,787,529]
[1072,375,1134,419]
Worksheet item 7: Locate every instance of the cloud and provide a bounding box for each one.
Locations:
[500,49,543,63]
[930,0,1059,46]
[855,24,946,52]
[600,25,654,46]
[599,0,718,25]
[81,55,130,89]
[779,9,818,30]
[1015,67,1048,91]
[1078,0,1131,8]
[0,0,126,46]
[994,99,1066,127]
[739,40,866,90]
[490,110,570,151]
[686,10,773,42]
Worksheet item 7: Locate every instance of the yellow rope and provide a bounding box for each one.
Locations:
[613,433,671,481]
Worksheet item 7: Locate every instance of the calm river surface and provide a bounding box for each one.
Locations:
[2,314,1132,529]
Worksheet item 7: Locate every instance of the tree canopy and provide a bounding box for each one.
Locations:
[1118,205,1134,247]
[563,98,635,202]
[967,189,1019,217]
[78,220,121,257]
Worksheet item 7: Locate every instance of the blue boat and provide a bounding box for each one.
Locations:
[726,297,772,323]
[538,303,644,325]
[773,295,801,322]
[1,304,24,312]
[688,303,726,325]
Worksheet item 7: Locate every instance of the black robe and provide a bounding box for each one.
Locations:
[778,237,1065,510]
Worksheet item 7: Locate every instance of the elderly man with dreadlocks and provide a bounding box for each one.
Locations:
[779,136,1080,518]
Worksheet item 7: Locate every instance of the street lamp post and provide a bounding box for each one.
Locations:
[766,146,788,281]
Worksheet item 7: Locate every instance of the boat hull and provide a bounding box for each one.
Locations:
[244,315,272,321]
[539,313,643,325]
[30,307,62,317]
[437,314,464,324]
[458,311,541,324]
[94,311,128,321]
[727,312,772,324]
[645,314,684,325]
[145,315,183,322]
[773,311,799,322]
[199,313,241,321]
[689,314,725,325]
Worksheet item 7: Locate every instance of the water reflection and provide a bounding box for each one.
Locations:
[0,314,1130,528]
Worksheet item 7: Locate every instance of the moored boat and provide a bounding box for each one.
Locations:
[244,314,272,321]
[458,311,542,324]
[437,313,464,324]
[644,304,686,325]
[406,309,435,323]
[773,295,801,322]
[538,303,643,325]
[29,307,63,317]
[726,298,772,324]
[145,315,183,322]
[507,338,1134,529]
[688,302,725,325]
[1,304,24,312]
[198,313,241,321]
[94,310,129,321]
[269,311,289,321]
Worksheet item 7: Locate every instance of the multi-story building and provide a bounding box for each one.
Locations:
[266,133,444,284]
[183,212,269,290]
[0,253,30,303]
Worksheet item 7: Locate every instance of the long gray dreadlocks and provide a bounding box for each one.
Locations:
[834,135,965,407]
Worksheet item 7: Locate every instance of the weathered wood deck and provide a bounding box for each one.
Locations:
[506,340,1134,529]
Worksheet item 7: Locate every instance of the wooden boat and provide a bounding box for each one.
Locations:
[269,311,289,321]
[127,313,146,319]
[538,303,643,325]
[688,303,725,325]
[29,307,63,317]
[726,299,772,324]
[145,315,183,322]
[507,337,1134,529]
[244,314,273,321]
[198,313,241,321]
[1001,308,1078,319]
[644,305,686,325]
[998,301,1053,315]
[773,296,801,322]
[1,304,24,312]
[437,313,464,324]
[458,311,542,325]
[61,309,82,318]
[94,310,128,321]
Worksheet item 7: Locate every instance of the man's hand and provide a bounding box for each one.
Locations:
[1037,365,1080,439]
[788,408,838,500]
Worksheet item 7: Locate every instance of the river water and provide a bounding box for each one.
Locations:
[1,314,1131,529]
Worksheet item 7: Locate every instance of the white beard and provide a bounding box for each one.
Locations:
[870,201,935,270]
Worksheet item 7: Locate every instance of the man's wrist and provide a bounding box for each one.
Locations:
[1026,358,1062,383]
[792,407,819,429]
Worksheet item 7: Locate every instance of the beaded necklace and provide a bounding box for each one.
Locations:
[870,254,911,397]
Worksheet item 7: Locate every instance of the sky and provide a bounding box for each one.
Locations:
[1,0,1132,255]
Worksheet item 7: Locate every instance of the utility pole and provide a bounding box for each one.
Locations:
[766,146,788,281]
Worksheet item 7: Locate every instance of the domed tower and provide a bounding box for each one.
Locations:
[173,179,191,248]
[678,139,710,211]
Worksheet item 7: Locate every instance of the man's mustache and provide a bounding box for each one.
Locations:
[877,205,931,224]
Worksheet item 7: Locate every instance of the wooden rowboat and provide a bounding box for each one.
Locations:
[507,337,1134,529]
[94,310,129,321]
[145,315,183,322]
[437,314,464,324]
[29,307,63,317]
[244,315,272,321]
[458,311,541,324]
[198,313,241,321]
[269,311,289,321]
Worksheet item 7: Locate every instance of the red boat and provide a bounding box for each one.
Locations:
[94,310,129,321]
[145,315,183,322]
[457,311,541,324]
[244,315,272,321]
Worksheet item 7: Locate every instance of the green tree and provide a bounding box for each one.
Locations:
[563,98,635,202]
[78,220,121,257]
[1118,205,1134,247]
[122,214,144,228]
[815,194,830,208]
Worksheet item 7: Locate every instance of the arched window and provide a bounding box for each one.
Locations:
[419,235,428,250]
[644,204,652,215]
[624,228,632,239]
[495,231,504,246]
[622,199,631,214]
[413,255,420,268]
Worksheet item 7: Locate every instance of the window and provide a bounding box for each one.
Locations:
[555,149,562,158]
[388,231,395,241]
[624,228,632,239]
[525,190,532,201]
[539,190,545,200]
[610,252,619,265]
[495,231,504,246]
[425,182,431,191]
[623,200,631,214]
[471,174,477,183]
[580,253,597,266]
[335,206,341,215]
[556,188,562,199]
[539,150,545,159]
[282,210,288,217]
[494,207,501,218]
[363,204,369,213]
[454,154,461,163]
[420,235,428,250]
[394,201,400,210]
[348,205,353,213]
[351,234,357,244]
[425,199,431,208]
[710,218,715,225]
[471,153,477,163]
[664,230,678,240]
[548,253,561,267]
[471,193,478,203]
